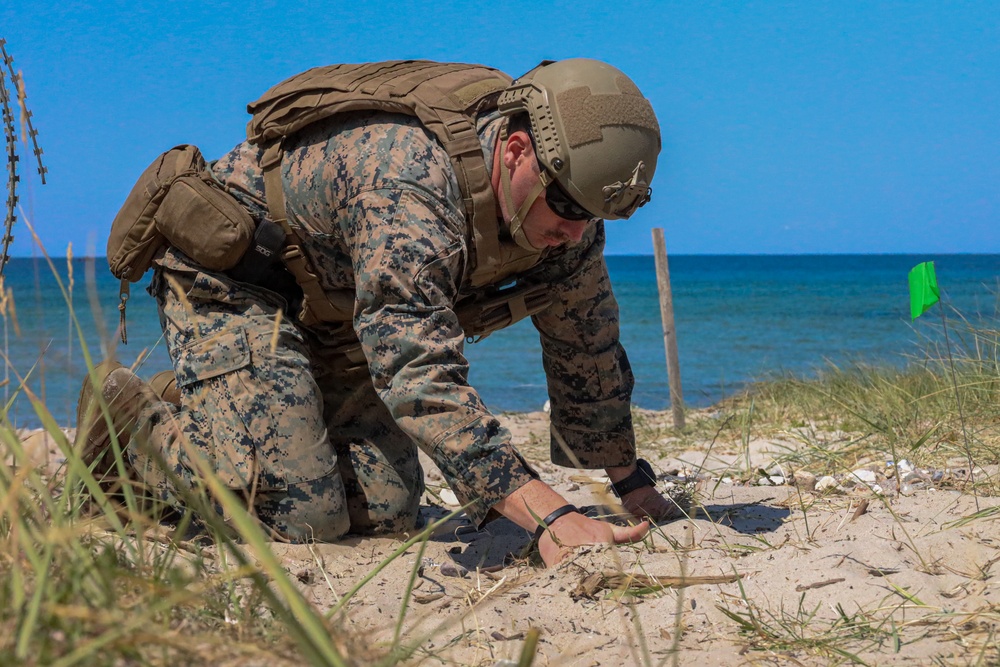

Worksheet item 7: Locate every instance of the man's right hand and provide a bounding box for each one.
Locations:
[493,478,650,568]
[537,509,650,567]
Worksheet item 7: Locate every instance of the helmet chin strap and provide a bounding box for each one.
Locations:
[499,131,552,251]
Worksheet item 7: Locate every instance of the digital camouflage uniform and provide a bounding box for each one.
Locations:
[132,108,636,542]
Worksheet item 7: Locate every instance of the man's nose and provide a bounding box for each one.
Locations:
[560,219,589,243]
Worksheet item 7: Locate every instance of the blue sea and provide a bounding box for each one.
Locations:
[2,254,997,429]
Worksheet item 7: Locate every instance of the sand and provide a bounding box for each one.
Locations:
[15,412,1000,666]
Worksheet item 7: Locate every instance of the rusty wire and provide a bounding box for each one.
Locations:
[1,38,46,276]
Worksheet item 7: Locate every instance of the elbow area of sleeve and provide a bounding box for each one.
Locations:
[432,416,539,528]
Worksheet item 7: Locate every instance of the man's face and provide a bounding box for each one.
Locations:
[502,135,593,249]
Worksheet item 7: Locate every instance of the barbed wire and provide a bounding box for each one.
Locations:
[1,38,47,276]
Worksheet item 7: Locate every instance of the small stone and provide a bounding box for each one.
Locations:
[769,475,786,486]
[793,471,817,491]
[899,470,933,495]
[440,563,468,578]
[720,477,734,485]
[758,477,772,486]
[884,460,915,478]
[816,476,841,494]
[871,484,883,495]
[850,469,878,485]
[439,488,460,506]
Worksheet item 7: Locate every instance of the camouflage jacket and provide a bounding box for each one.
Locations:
[210,109,636,524]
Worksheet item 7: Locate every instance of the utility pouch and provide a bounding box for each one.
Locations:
[155,172,256,272]
[107,144,257,343]
[107,144,256,282]
[454,281,553,342]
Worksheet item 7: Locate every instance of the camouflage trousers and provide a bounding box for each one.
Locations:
[130,249,423,542]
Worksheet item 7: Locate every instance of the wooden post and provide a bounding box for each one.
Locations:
[651,228,685,430]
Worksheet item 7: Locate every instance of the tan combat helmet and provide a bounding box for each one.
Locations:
[497,58,661,238]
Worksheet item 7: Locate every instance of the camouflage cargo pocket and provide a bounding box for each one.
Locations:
[173,328,281,490]
[174,324,337,491]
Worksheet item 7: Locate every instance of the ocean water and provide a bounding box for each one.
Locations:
[2,254,997,429]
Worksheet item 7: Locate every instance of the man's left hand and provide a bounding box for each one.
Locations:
[619,484,686,523]
[606,462,689,523]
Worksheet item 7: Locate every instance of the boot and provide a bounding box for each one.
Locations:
[75,360,156,484]
[148,369,181,406]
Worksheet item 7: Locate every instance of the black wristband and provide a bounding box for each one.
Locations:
[532,504,581,542]
[610,459,657,498]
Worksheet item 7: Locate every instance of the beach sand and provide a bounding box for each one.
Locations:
[16,411,1000,666]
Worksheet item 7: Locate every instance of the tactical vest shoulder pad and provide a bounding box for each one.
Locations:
[246,61,511,151]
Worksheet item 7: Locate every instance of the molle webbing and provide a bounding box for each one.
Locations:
[246,61,514,302]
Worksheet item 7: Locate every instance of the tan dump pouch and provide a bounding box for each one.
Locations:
[156,175,255,271]
[107,144,256,282]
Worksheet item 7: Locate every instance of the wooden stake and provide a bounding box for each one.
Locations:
[652,228,685,429]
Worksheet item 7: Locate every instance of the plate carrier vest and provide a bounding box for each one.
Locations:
[246,60,551,329]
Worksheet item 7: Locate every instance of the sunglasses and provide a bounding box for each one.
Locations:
[544,178,595,221]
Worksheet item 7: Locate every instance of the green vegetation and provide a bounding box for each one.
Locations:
[670,313,1000,489]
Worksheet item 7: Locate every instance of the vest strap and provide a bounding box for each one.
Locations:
[261,147,352,326]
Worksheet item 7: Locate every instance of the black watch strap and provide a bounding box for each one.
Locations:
[610,459,657,498]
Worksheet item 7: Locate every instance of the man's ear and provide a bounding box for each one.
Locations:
[504,130,533,167]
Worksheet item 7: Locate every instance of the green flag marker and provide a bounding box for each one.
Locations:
[908,261,940,320]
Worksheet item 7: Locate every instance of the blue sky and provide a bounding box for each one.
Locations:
[3,0,998,256]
